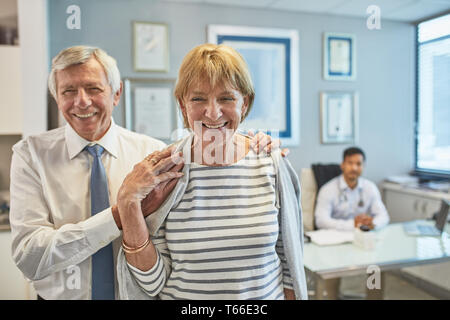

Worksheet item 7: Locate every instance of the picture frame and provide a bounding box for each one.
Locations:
[123,78,182,142]
[208,24,300,146]
[320,91,359,144]
[133,21,169,72]
[323,32,356,81]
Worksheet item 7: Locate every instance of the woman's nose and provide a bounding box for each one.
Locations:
[204,100,223,121]
[74,89,91,108]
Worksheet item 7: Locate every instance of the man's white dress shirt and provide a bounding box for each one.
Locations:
[9,119,166,299]
[314,174,390,231]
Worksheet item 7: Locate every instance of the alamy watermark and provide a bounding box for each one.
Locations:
[66,265,81,290]
[169,121,280,166]
[366,265,381,290]
[66,5,81,30]
[366,5,381,30]
[66,4,381,31]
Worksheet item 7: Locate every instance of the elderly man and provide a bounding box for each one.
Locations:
[314,147,390,231]
[9,45,281,300]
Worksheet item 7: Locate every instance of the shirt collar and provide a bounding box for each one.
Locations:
[65,118,119,160]
[338,174,362,191]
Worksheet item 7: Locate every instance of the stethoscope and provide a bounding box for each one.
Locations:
[338,188,364,208]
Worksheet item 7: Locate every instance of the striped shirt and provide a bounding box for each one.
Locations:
[128,151,293,299]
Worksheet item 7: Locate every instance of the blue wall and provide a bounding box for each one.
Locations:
[48,0,416,183]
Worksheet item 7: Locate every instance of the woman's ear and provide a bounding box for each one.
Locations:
[178,99,189,127]
[178,99,186,116]
[241,96,249,118]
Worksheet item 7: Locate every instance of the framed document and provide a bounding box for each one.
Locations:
[208,24,300,146]
[323,33,356,81]
[123,78,182,142]
[133,21,169,72]
[320,91,358,144]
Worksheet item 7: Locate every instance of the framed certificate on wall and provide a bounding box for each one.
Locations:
[123,78,182,142]
[320,91,359,144]
[133,21,169,72]
[323,33,356,81]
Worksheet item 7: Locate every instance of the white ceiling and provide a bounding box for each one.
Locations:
[161,0,450,22]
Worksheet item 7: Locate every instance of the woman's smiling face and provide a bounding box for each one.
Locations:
[180,79,249,145]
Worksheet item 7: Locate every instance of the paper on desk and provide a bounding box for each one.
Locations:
[385,175,418,185]
[305,229,354,246]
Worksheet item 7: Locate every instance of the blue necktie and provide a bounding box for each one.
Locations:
[86,145,115,300]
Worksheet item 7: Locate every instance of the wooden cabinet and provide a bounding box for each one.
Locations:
[0,46,22,135]
[381,182,449,223]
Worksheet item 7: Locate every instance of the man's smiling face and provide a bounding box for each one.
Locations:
[55,57,121,141]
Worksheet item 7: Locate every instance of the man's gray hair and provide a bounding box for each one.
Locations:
[48,45,121,100]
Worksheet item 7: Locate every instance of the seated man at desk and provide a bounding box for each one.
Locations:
[315,147,390,231]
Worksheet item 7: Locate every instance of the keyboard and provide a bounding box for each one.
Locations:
[403,222,441,236]
[417,225,439,235]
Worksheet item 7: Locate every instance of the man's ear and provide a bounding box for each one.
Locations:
[113,81,123,106]
[54,94,61,111]
[341,161,344,173]
[53,72,61,109]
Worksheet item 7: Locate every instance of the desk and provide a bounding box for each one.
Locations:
[303,221,450,299]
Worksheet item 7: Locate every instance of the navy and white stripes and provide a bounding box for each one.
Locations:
[128,152,293,299]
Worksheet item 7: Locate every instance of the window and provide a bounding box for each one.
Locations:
[416,14,450,177]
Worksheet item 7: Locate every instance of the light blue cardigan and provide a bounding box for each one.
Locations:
[116,133,308,300]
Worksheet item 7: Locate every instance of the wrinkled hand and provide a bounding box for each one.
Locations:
[247,130,289,157]
[117,146,184,217]
[354,214,374,230]
[141,160,184,217]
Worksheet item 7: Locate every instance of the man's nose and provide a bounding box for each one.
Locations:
[204,100,223,121]
[74,89,91,108]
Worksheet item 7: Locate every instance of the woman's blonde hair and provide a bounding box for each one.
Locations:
[174,44,255,128]
[48,45,121,100]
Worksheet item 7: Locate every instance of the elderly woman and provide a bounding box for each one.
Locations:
[116,44,307,300]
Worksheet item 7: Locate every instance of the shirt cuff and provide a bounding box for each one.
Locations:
[127,251,165,296]
[345,218,356,231]
[283,276,294,290]
[82,207,121,251]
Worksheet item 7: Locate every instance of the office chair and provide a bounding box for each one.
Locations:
[301,163,365,299]
[300,163,342,232]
